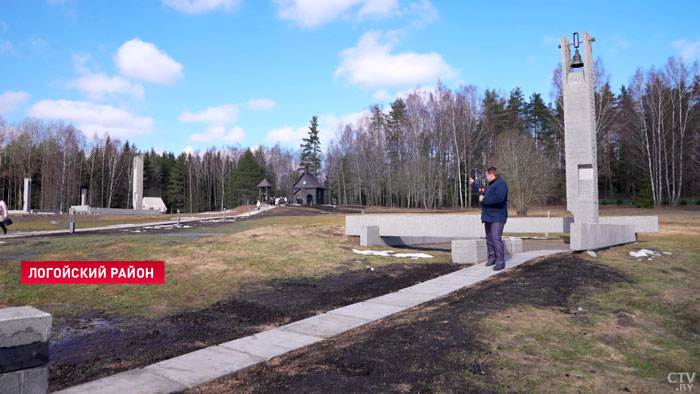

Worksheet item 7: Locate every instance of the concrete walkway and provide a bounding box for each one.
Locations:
[54,249,569,394]
[2,206,275,240]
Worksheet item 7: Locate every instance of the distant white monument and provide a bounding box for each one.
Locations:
[133,155,144,211]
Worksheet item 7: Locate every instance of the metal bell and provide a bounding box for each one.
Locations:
[571,49,584,68]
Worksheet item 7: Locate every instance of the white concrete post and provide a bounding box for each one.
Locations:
[80,189,88,206]
[133,156,144,211]
[22,178,31,212]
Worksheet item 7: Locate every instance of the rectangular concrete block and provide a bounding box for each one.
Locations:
[570,223,637,251]
[219,328,323,360]
[504,237,523,254]
[451,239,487,264]
[599,216,658,233]
[280,313,370,338]
[347,214,485,238]
[360,225,386,247]
[145,346,264,388]
[327,302,406,321]
[0,306,52,348]
[0,370,21,394]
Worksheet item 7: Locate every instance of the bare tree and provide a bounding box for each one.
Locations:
[494,131,554,216]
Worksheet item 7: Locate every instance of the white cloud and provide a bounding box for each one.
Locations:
[190,125,245,144]
[248,98,277,110]
[407,0,438,27]
[0,39,12,53]
[182,146,196,155]
[115,38,183,84]
[265,110,368,149]
[396,85,437,100]
[372,89,391,101]
[274,0,399,28]
[672,37,700,61]
[335,30,456,88]
[66,73,145,101]
[178,104,239,124]
[0,91,30,115]
[27,99,154,138]
[163,0,241,14]
[266,125,308,144]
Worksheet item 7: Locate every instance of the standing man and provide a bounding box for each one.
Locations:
[470,167,509,270]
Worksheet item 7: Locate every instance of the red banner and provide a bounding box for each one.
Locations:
[21,261,165,284]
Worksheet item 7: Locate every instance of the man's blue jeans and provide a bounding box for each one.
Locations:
[485,221,506,266]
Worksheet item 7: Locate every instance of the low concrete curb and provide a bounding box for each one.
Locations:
[54,249,569,394]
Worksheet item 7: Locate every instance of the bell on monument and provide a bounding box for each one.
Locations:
[571,49,584,68]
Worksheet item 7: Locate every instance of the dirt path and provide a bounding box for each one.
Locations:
[184,254,630,394]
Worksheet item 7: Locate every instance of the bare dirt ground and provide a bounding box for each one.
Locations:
[48,261,460,391]
[185,254,627,394]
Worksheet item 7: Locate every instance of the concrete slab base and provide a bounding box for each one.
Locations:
[451,239,487,264]
[570,223,637,251]
[0,365,48,394]
[360,225,385,247]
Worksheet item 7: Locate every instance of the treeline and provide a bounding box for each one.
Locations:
[325,56,700,209]
[0,117,299,212]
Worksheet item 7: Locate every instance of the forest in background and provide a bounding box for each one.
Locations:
[1,57,698,214]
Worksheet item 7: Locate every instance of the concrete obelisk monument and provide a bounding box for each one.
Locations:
[560,31,599,224]
[133,156,143,211]
[561,31,638,250]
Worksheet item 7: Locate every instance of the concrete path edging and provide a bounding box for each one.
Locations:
[53,249,569,394]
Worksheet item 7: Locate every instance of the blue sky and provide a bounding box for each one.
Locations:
[1,0,698,155]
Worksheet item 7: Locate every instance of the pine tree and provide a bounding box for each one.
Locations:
[166,153,186,212]
[506,87,526,133]
[228,149,265,206]
[300,116,321,175]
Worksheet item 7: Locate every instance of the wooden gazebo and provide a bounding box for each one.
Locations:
[257,178,272,201]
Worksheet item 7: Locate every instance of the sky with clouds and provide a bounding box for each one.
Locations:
[1,0,698,154]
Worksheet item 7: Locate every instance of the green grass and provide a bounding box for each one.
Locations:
[479,211,700,393]
[0,214,452,319]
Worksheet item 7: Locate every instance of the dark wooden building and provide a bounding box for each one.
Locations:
[291,170,325,205]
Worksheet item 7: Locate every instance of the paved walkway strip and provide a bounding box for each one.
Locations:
[54,249,569,394]
[3,206,275,239]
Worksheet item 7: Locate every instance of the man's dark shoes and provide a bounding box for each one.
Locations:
[485,260,496,266]
[493,264,505,271]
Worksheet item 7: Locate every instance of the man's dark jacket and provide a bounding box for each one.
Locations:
[471,177,509,223]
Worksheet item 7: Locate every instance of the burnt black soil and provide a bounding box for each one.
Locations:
[48,261,460,391]
[185,254,631,394]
